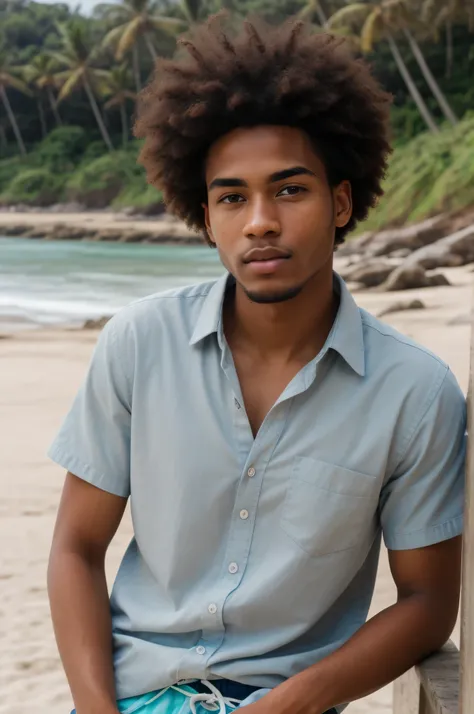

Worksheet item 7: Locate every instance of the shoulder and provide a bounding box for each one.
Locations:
[105,278,217,338]
[360,308,464,435]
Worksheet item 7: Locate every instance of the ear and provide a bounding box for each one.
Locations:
[202,203,216,244]
[333,181,353,229]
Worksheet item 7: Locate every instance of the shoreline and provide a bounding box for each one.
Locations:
[0,210,203,244]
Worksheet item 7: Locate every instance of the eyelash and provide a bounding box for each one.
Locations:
[219,185,308,204]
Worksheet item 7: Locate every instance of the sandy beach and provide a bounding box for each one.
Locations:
[1,262,471,714]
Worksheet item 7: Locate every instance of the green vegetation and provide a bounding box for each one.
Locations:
[0,0,472,231]
[363,114,474,231]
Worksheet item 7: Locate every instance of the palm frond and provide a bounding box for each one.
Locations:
[117,16,142,59]
[150,14,186,34]
[102,23,129,50]
[327,3,372,30]
[361,8,384,52]
[57,67,84,101]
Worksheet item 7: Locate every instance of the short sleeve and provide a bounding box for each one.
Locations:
[47,318,131,497]
[380,367,466,551]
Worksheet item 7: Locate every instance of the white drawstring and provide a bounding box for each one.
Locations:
[122,679,241,714]
[177,680,241,714]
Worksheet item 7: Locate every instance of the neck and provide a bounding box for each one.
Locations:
[224,266,337,364]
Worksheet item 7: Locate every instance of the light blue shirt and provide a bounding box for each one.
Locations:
[48,273,465,710]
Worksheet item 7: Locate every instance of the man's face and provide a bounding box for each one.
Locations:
[203,125,352,304]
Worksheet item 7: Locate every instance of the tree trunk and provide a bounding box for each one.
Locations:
[386,33,439,134]
[0,125,7,152]
[404,28,458,126]
[47,86,62,126]
[0,85,26,155]
[37,96,47,139]
[82,76,114,152]
[120,102,128,147]
[446,21,454,79]
[133,44,141,92]
[144,32,158,61]
[315,1,327,26]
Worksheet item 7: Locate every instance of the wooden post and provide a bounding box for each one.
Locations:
[460,310,474,712]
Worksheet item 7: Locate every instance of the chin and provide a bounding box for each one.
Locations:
[241,283,304,304]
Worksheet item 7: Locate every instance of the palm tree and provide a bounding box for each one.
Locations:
[99,0,185,65]
[23,53,63,129]
[328,1,440,134]
[422,0,474,78]
[402,25,458,125]
[0,49,31,156]
[53,21,114,151]
[100,64,136,147]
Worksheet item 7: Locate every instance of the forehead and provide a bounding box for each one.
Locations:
[205,125,325,181]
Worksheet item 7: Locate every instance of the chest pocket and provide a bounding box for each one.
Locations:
[280,456,379,558]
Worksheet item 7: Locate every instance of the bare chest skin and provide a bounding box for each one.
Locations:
[231,350,305,438]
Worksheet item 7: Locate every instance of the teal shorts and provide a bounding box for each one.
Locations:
[70,680,338,713]
[71,680,266,714]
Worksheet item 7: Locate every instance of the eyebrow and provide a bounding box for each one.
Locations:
[208,166,316,191]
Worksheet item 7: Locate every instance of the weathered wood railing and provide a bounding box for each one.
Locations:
[393,308,474,714]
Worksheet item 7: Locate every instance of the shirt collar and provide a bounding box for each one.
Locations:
[189,272,365,377]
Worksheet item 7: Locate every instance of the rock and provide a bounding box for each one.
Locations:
[336,231,376,257]
[119,230,154,243]
[338,215,448,259]
[340,259,398,288]
[82,316,111,330]
[389,248,412,259]
[48,225,93,240]
[92,230,123,241]
[448,313,472,326]
[382,265,451,291]
[428,272,451,287]
[1,224,29,236]
[378,299,426,318]
[400,224,474,271]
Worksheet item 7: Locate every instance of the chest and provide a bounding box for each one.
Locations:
[231,353,307,437]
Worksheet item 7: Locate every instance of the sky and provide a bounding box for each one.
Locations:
[38,0,118,15]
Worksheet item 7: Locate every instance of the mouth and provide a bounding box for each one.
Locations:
[244,255,290,275]
[242,246,291,275]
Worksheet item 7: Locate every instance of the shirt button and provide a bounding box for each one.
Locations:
[196,646,206,655]
[240,509,249,520]
[208,603,217,614]
[228,562,239,574]
[247,467,256,478]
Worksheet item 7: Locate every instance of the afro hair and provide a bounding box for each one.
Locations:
[134,14,392,245]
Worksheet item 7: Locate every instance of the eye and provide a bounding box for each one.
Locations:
[278,185,307,196]
[219,194,245,204]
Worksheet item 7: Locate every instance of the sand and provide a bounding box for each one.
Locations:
[1,263,472,714]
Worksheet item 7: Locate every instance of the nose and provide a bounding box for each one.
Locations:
[243,197,281,239]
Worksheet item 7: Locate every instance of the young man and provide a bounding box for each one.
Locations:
[47,15,466,714]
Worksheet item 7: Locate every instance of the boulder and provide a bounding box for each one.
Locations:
[400,224,474,271]
[338,215,448,259]
[378,299,426,318]
[382,265,451,291]
[82,316,111,330]
[341,259,399,288]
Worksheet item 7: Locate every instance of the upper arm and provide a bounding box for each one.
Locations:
[389,537,462,602]
[51,472,128,561]
[388,537,462,634]
[47,317,132,499]
[380,367,466,552]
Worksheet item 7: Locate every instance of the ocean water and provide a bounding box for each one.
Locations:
[0,237,224,332]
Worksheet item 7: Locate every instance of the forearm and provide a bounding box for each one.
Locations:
[269,594,454,714]
[48,548,118,714]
